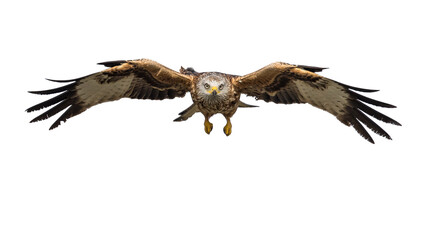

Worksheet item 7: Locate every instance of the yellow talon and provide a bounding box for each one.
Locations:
[223,120,232,136]
[204,119,213,134]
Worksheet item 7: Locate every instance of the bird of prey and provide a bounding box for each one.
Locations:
[27,59,400,143]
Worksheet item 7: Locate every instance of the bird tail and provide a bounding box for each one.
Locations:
[174,104,199,122]
[173,101,257,122]
[238,101,258,108]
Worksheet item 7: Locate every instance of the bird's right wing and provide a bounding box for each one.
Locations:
[27,59,193,129]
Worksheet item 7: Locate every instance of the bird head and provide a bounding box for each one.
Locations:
[198,73,229,100]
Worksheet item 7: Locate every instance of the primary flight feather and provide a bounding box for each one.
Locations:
[27,59,401,143]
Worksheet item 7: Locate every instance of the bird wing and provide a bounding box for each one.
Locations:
[233,62,401,143]
[27,59,193,129]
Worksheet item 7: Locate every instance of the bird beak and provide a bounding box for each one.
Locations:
[211,86,218,96]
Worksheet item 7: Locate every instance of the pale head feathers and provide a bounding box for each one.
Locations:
[197,73,230,102]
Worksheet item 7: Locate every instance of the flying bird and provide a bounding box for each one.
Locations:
[27,59,401,143]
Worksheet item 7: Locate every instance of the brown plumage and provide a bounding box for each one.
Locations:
[27,59,401,143]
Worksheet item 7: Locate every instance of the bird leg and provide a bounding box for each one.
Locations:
[204,116,213,134]
[223,117,232,136]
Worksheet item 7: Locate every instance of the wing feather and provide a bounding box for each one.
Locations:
[26,91,72,112]
[355,101,400,125]
[235,62,400,143]
[348,117,374,143]
[28,82,77,95]
[348,89,396,108]
[349,108,391,140]
[27,59,192,129]
[29,99,73,124]
[97,60,128,68]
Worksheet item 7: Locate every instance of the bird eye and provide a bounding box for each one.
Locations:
[204,83,210,89]
[219,84,224,90]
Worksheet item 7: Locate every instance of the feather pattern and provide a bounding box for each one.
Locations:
[28,59,400,143]
[27,59,192,129]
[235,62,400,143]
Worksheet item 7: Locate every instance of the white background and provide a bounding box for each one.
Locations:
[1,0,425,239]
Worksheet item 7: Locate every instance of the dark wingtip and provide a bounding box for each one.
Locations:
[364,131,375,144]
[97,60,127,68]
[44,73,95,83]
[29,114,47,124]
[173,116,183,122]
[49,123,60,130]
[27,83,76,96]
[350,90,397,108]
[333,80,379,93]
[314,67,328,72]
[28,89,54,95]
[46,78,77,83]
[298,65,328,73]
[26,107,37,113]
[350,87,380,93]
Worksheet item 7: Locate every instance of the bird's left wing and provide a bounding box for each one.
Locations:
[27,59,193,129]
[234,62,401,143]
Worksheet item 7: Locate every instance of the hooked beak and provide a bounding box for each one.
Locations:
[210,86,218,96]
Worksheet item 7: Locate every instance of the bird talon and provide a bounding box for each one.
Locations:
[223,121,232,136]
[204,120,213,134]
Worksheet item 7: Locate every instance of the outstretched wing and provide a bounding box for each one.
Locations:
[27,59,193,129]
[234,62,401,143]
